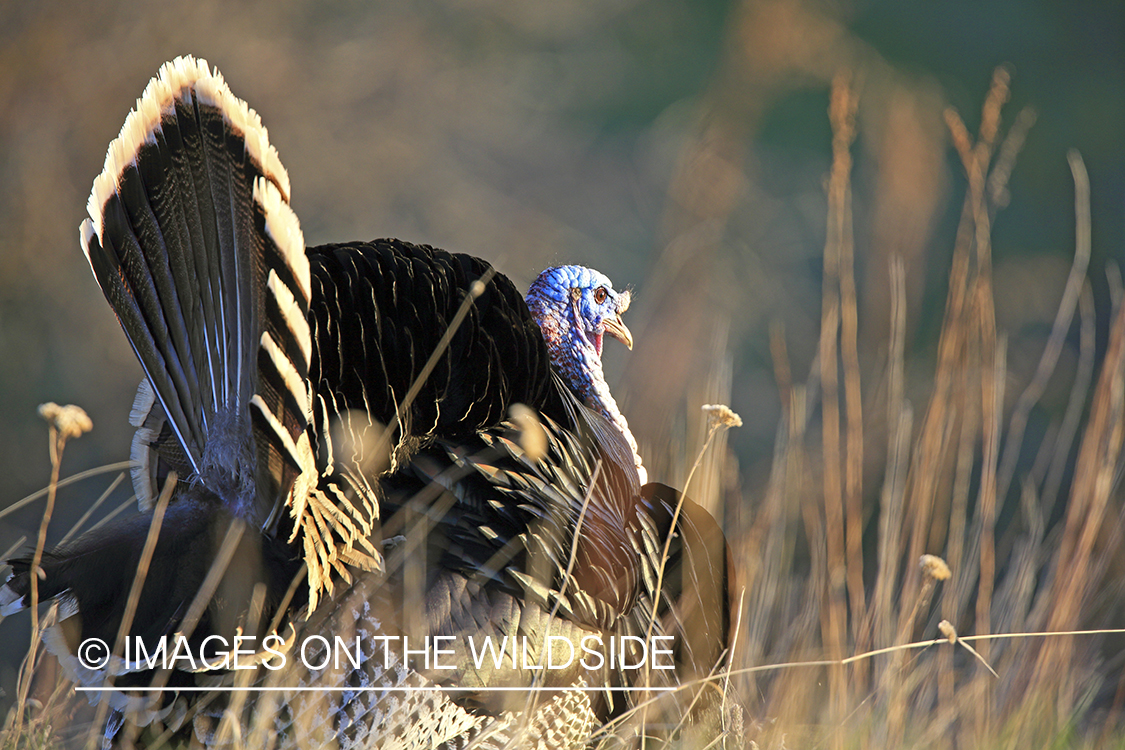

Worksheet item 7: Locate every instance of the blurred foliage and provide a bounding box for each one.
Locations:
[0,0,1121,737]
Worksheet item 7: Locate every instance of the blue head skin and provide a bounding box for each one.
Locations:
[526,265,645,484]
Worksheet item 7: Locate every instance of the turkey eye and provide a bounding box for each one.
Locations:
[594,287,608,304]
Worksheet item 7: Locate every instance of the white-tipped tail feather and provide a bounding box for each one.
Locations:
[79,54,313,530]
[84,56,290,247]
[254,176,308,301]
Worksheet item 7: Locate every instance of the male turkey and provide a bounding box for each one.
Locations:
[0,57,734,748]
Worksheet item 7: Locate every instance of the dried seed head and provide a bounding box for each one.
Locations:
[38,403,93,441]
[938,619,957,644]
[920,554,952,581]
[702,404,743,429]
[509,404,547,462]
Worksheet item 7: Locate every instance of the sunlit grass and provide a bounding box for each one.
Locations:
[2,67,1124,750]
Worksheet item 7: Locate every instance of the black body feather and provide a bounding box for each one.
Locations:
[306,240,568,445]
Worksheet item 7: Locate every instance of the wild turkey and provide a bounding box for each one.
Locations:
[0,57,735,748]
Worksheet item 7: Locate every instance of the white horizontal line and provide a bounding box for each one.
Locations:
[75,686,675,693]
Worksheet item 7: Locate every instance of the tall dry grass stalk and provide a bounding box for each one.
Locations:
[723,67,1124,750]
[2,407,96,749]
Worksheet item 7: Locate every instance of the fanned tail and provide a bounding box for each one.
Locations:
[0,57,325,697]
[78,55,313,526]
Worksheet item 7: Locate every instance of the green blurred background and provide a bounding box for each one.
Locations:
[0,0,1121,721]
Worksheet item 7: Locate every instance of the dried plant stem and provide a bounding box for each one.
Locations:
[820,71,863,747]
[1025,147,1118,721]
[84,473,176,750]
[1042,283,1096,514]
[900,189,968,633]
[942,68,1011,739]
[10,423,70,738]
[112,475,175,657]
[373,269,495,463]
[828,73,868,695]
[58,471,126,546]
[1038,284,1125,710]
[644,419,726,649]
[868,258,909,657]
[0,460,134,523]
[994,151,1091,509]
[27,427,64,648]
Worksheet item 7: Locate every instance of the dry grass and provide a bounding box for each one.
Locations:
[2,56,1124,750]
[711,69,1125,750]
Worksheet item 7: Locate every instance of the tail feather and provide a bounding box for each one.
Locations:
[87,172,205,466]
[0,499,305,694]
[634,482,732,682]
[79,56,312,524]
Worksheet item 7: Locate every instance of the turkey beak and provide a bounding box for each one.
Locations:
[603,315,633,350]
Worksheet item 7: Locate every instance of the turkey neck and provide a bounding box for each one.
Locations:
[529,298,647,485]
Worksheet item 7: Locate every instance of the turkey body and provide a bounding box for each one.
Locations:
[0,57,734,748]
